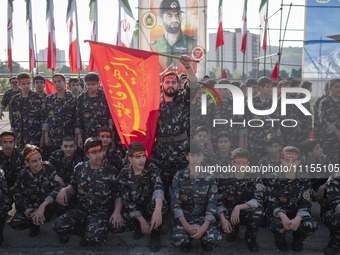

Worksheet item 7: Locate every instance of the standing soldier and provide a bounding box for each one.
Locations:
[33,75,47,98]
[319,78,340,164]
[314,81,330,140]
[75,73,114,149]
[8,144,62,237]
[0,76,20,124]
[0,169,12,245]
[43,74,77,152]
[0,131,25,191]
[53,138,123,247]
[217,148,264,252]
[322,173,340,255]
[119,142,168,252]
[152,55,195,202]
[266,146,319,251]
[9,73,45,149]
[170,141,222,252]
[68,77,82,97]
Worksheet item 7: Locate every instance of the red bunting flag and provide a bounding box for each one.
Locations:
[88,0,97,72]
[241,0,248,54]
[45,79,56,95]
[222,68,228,79]
[46,0,56,71]
[26,0,36,72]
[271,62,279,81]
[86,40,160,156]
[215,0,224,51]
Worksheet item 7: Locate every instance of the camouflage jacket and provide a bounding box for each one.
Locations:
[319,96,340,141]
[44,91,77,146]
[103,148,125,171]
[266,178,313,218]
[48,149,83,185]
[9,91,45,147]
[0,169,12,217]
[13,162,62,217]
[119,161,164,218]
[0,88,21,110]
[69,161,120,213]
[325,174,340,212]
[170,168,218,223]
[75,89,113,140]
[217,177,264,214]
[0,148,25,188]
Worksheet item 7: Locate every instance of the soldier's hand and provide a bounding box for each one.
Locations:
[139,217,151,234]
[110,211,124,229]
[31,207,45,225]
[221,217,233,233]
[150,208,162,230]
[315,184,326,204]
[45,134,52,147]
[190,225,207,240]
[0,110,4,120]
[231,207,240,225]
[179,55,191,68]
[185,224,199,236]
[289,216,302,231]
[56,188,68,206]
[77,135,83,149]
[279,214,291,230]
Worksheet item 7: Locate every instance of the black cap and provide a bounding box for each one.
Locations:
[160,0,183,15]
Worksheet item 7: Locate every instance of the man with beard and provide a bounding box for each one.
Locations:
[151,0,196,72]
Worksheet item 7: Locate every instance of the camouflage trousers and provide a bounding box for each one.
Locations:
[152,141,188,202]
[53,208,110,247]
[8,205,55,231]
[322,210,340,248]
[269,214,319,240]
[221,207,263,241]
[170,217,222,247]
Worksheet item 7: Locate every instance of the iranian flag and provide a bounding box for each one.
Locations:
[46,0,56,71]
[67,0,82,73]
[215,0,224,51]
[88,0,98,72]
[117,0,136,47]
[7,0,13,73]
[259,0,268,53]
[241,0,248,54]
[26,0,36,72]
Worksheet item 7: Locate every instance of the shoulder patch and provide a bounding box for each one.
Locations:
[303,191,310,199]
[256,183,263,191]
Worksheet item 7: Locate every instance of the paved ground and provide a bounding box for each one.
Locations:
[0,111,335,254]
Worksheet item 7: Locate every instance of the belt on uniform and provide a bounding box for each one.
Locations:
[156,133,187,143]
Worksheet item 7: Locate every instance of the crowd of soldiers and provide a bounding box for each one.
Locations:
[0,55,339,254]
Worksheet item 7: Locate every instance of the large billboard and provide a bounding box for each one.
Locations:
[139,0,207,77]
[303,0,340,96]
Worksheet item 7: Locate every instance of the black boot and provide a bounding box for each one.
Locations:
[150,229,161,252]
[292,232,304,252]
[133,224,144,240]
[180,242,192,253]
[58,233,70,244]
[29,225,40,237]
[202,243,213,251]
[245,232,259,252]
[275,233,287,251]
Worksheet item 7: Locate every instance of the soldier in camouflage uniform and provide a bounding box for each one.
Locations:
[33,75,47,98]
[170,141,222,252]
[76,73,114,149]
[0,131,25,190]
[9,73,45,149]
[119,142,168,252]
[151,0,196,74]
[0,169,12,245]
[68,77,82,97]
[319,78,340,164]
[266,146,319,251]
[0,76,20,124]
[53,138,123,247]
[43,74,77,152]
[322,173,340,255]
[97,127,125,171]
[152,60,193,202]
[217,148,264,252]
[314,81,330,140]
[8,144,62,237]
[244,77,278,164]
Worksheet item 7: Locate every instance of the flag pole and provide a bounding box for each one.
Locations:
[263,1,269,76]
[34,33,38,75]
[221,45,224,77]
[242,53,245,82]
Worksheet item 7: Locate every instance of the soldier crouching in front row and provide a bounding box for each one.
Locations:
[0,169,12,245]
[170,141,222,252]
[119,142,168,252]
[8,144,62,237]
[53,137,124,247]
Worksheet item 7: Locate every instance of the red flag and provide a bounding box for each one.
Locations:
[241,0,248,54]
[88,0,97,72]
[7,0,13,73]
[215,0,224,51]
[271,62,279,81]
[26,0,36,72]
[86,40,160,156]
[222,69,228,79]
[46,0,56,71]
[45,79,56,95]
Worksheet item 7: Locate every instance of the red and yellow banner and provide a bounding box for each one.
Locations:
[86,41,160,156]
